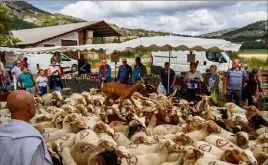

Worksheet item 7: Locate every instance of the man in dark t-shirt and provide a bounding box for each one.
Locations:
[160,62,176,96]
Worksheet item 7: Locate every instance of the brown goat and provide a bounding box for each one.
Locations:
[101,82,144,109]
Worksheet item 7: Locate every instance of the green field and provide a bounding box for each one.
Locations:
[238,49,268,54]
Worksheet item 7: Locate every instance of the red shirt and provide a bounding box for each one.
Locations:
[102,67,107,78]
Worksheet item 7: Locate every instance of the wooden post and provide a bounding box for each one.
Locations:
[118,36,121,43]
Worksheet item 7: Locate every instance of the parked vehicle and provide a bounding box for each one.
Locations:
[150,50,232,73]
[16,53,78,74]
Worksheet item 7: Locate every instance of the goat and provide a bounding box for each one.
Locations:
[101,82,144,109]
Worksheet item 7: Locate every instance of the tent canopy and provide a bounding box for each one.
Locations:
[2,36,241,54]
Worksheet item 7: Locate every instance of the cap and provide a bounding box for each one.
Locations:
[122,58,127,62]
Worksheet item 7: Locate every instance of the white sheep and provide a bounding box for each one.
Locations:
[113,132,131,146]
[43,114,87,142]
[204,135,241,152]
[186,121,221,141]
[118,143,159,156]
[52,133,76,153]
[121,139,182,165]
[224,103,246,113]
[75,129,99,146]
[256,127,268,136]
[70,93,87,105]
[0,109,9,116]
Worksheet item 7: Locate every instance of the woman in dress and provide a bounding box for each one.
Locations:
[47,59,63,92]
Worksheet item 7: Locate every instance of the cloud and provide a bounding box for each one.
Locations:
[49,1,268,35]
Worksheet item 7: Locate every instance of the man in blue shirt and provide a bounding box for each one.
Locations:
[224,59,248,106]
[117,58,132,84]
[160,62,176,96]
[132,57,147,83]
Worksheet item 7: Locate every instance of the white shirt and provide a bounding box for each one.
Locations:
[184,71,203,89]
[49,66,59,76]
[36,76,48,87]
[11,66,22,78]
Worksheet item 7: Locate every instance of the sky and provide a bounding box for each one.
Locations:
[30,1,268,36]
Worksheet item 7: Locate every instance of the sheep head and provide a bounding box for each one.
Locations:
[35,96,44,105]
[64,114,87,132]
[257,133,268,143]
[174,133,194,146]
[76,104,88,116]
[98,135,118,150]
[116,146,130,158]
[235,132,249,149]
[93,121,114,136]
[132,136,150,144]
[33,115,52,123]
[52,91,64,101]
[204,120,221,133]
[221,148,250,165]
[183,147,204,164]
[191,116,206,128]
[61,104,76,114]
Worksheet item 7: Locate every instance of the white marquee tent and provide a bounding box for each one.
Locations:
[1,36,241,94]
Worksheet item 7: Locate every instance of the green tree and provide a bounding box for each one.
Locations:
[0,4,20,47]
[92,37,102,44]
[112,38,118,43]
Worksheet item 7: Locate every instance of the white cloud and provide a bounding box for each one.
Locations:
[57,1,268,35]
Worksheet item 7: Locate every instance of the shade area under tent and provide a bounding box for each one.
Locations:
[1,36,241,94]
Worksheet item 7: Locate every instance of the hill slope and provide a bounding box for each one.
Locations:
[200,20,268,42]
[2,1,267,45]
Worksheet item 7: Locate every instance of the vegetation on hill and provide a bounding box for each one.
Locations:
[0,4,20,47]
[2,1,267,50]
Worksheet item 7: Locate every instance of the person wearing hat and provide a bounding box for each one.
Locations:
[132,57,148,83]
[98,59,112,83]
[117,58,132,84]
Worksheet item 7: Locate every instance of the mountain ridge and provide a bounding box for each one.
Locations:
[2,1,267,46]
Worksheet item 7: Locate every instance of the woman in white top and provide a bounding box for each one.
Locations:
[47,59,62,92]
[184,62,203,102]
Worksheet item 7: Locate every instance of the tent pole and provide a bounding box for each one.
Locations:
[167,50,171,95]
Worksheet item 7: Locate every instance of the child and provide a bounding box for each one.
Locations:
[36,69,49,95]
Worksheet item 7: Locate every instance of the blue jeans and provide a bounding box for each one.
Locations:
[226,89,242,107]
[38,86,47,95]
[53,82,62,92]
[164,86,173,96]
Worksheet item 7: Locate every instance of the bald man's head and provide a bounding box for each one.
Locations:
[232,59,240,69]
[7,90,36,121]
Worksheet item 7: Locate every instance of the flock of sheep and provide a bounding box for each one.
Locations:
[0,89,268,165]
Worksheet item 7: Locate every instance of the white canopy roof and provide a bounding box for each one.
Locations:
[118,36,240,52]
[0,47,19,53]
[3,36,241,54]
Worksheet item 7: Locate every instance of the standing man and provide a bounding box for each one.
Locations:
[79,59,91,75]
[11,60,22,90]
[132,57,148,83]
[224,59,248,106]
[160,62,176,95]
[0,90,52,165]
[78,55,85,76]
[117,58,132,84]
[98,59,112,83]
